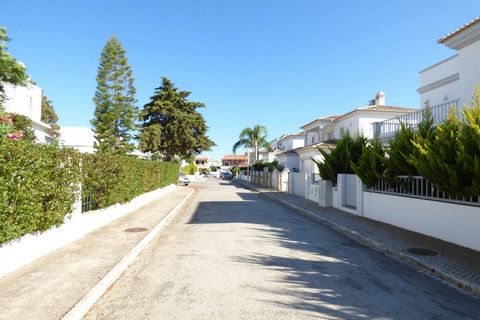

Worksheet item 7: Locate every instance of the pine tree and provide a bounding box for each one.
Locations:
[41,95,60,138]
[92,36,137,154]
[139,77,215,161]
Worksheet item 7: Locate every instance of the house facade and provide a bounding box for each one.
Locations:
[2,82,53,143]
[274,133,305,171]
[222,154,248,168]
[296,92,417,181]
[377,17,480,139]
[194,155,212,172]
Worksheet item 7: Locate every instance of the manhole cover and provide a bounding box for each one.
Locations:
[124,227,148,232]
[406,247,439,256]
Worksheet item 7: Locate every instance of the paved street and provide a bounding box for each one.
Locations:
[85,179,480,320]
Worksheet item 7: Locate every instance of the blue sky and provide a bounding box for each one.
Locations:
[1,0,479,159]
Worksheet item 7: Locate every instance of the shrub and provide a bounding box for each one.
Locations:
[181,162,196,175]
[81,154,179,210]
[12,113,36,142]
[313,132,366,184]
[0,140,81,244]
[352,137,386,187]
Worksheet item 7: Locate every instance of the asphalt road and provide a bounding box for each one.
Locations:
[85,179,480,320]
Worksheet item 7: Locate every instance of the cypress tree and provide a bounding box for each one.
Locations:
[92,36,137,154]
[139,77,215,161]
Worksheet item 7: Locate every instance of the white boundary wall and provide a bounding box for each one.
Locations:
[0,184,176,278]
[364,191,480,252]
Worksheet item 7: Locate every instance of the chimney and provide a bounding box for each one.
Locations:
[375,90,385,106]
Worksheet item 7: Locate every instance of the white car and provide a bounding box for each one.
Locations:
[178,173,190,186]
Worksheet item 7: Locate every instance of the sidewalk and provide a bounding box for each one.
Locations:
[235,180,480,296]
[0,187,193,320]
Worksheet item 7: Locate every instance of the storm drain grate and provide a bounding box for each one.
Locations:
[406,247,439,256]
[124,227,148,232]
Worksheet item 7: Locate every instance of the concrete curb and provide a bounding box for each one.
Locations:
[237,181,480,296]
[61,188,195,320]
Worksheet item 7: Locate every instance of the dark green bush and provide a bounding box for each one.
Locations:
[0,140,81,244]
[313,132,366,184]
[352,137,386,188]
[81,154,179,210]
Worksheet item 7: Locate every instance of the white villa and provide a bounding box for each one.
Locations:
[294,91,417,181]
[377,17,480,139]
[2,82,53,143]
[272,132,305,171]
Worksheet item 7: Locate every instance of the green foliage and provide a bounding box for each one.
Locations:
[313,133,367,184]
[41,95,60,138]
[251,159,282,172]
[139,77,215,161]
[232,125,270,162]
[384,123,417,184]
[209,165,218,172]
[11,114,36,142]
[231,166,240,177]
[92,36,138,154]
[82,154,179,210]
[457,87,480,196]
[0,141,81,244]
[411,107,463,196]
[181,162,197,175]
[0,27,28,106]
[352,137,386,187]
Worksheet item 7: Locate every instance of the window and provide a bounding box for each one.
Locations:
[311,136,315,144]
[340,127,345,136]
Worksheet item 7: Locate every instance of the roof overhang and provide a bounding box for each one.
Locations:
[438,17,480,50]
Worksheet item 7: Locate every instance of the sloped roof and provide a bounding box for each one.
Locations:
[334,105,418,121]
[438,17,480,44]
[222,155,247,161]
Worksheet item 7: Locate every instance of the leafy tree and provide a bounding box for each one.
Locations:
[12,114,36,142]
[313,132,366,184]
[139,77,215,161]
[233,125,270,162]
[0,27,28,107]
[92,36,137,154]
[41,95,60,138]
[181,162,197,175]
[352,136,386,187]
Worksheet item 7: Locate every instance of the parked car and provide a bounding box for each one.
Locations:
[220,172,233,180]
[178,173,190,186]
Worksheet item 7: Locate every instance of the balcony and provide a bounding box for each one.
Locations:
[374,100,460,139]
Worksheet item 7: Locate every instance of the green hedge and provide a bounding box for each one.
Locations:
[81,154,179,211]
[0,140,81,244]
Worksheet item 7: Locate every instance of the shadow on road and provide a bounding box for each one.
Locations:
[186,185,479,320]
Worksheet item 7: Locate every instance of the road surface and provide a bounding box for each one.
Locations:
[85,179,480,320]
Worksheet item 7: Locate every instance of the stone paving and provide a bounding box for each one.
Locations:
[235,180,480,296]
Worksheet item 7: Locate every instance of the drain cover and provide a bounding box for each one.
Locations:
[124,227,148,232]
[406,247,439,256]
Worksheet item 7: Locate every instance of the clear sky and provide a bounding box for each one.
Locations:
[1,0,479,159]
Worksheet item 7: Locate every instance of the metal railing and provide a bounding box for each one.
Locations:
[375,100,460,136]
[367,175,480,207]
[81,193,97,212]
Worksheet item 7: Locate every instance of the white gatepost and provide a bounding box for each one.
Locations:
[272,169,279,190]
[356,175,364,217]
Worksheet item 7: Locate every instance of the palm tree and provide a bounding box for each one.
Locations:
[232,125,271,162]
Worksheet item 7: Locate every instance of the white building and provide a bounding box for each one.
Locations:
[59,127,96,153]
[296,92,417,180]
[2,82,53,143]
[377,17,480,139]
[273,133,305,171]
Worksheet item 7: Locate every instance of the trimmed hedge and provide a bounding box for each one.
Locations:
[0,142,179,244]
[81,154,179,210]
[0,140,81,244]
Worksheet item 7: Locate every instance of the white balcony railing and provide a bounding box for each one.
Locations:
[374,100,460,137]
